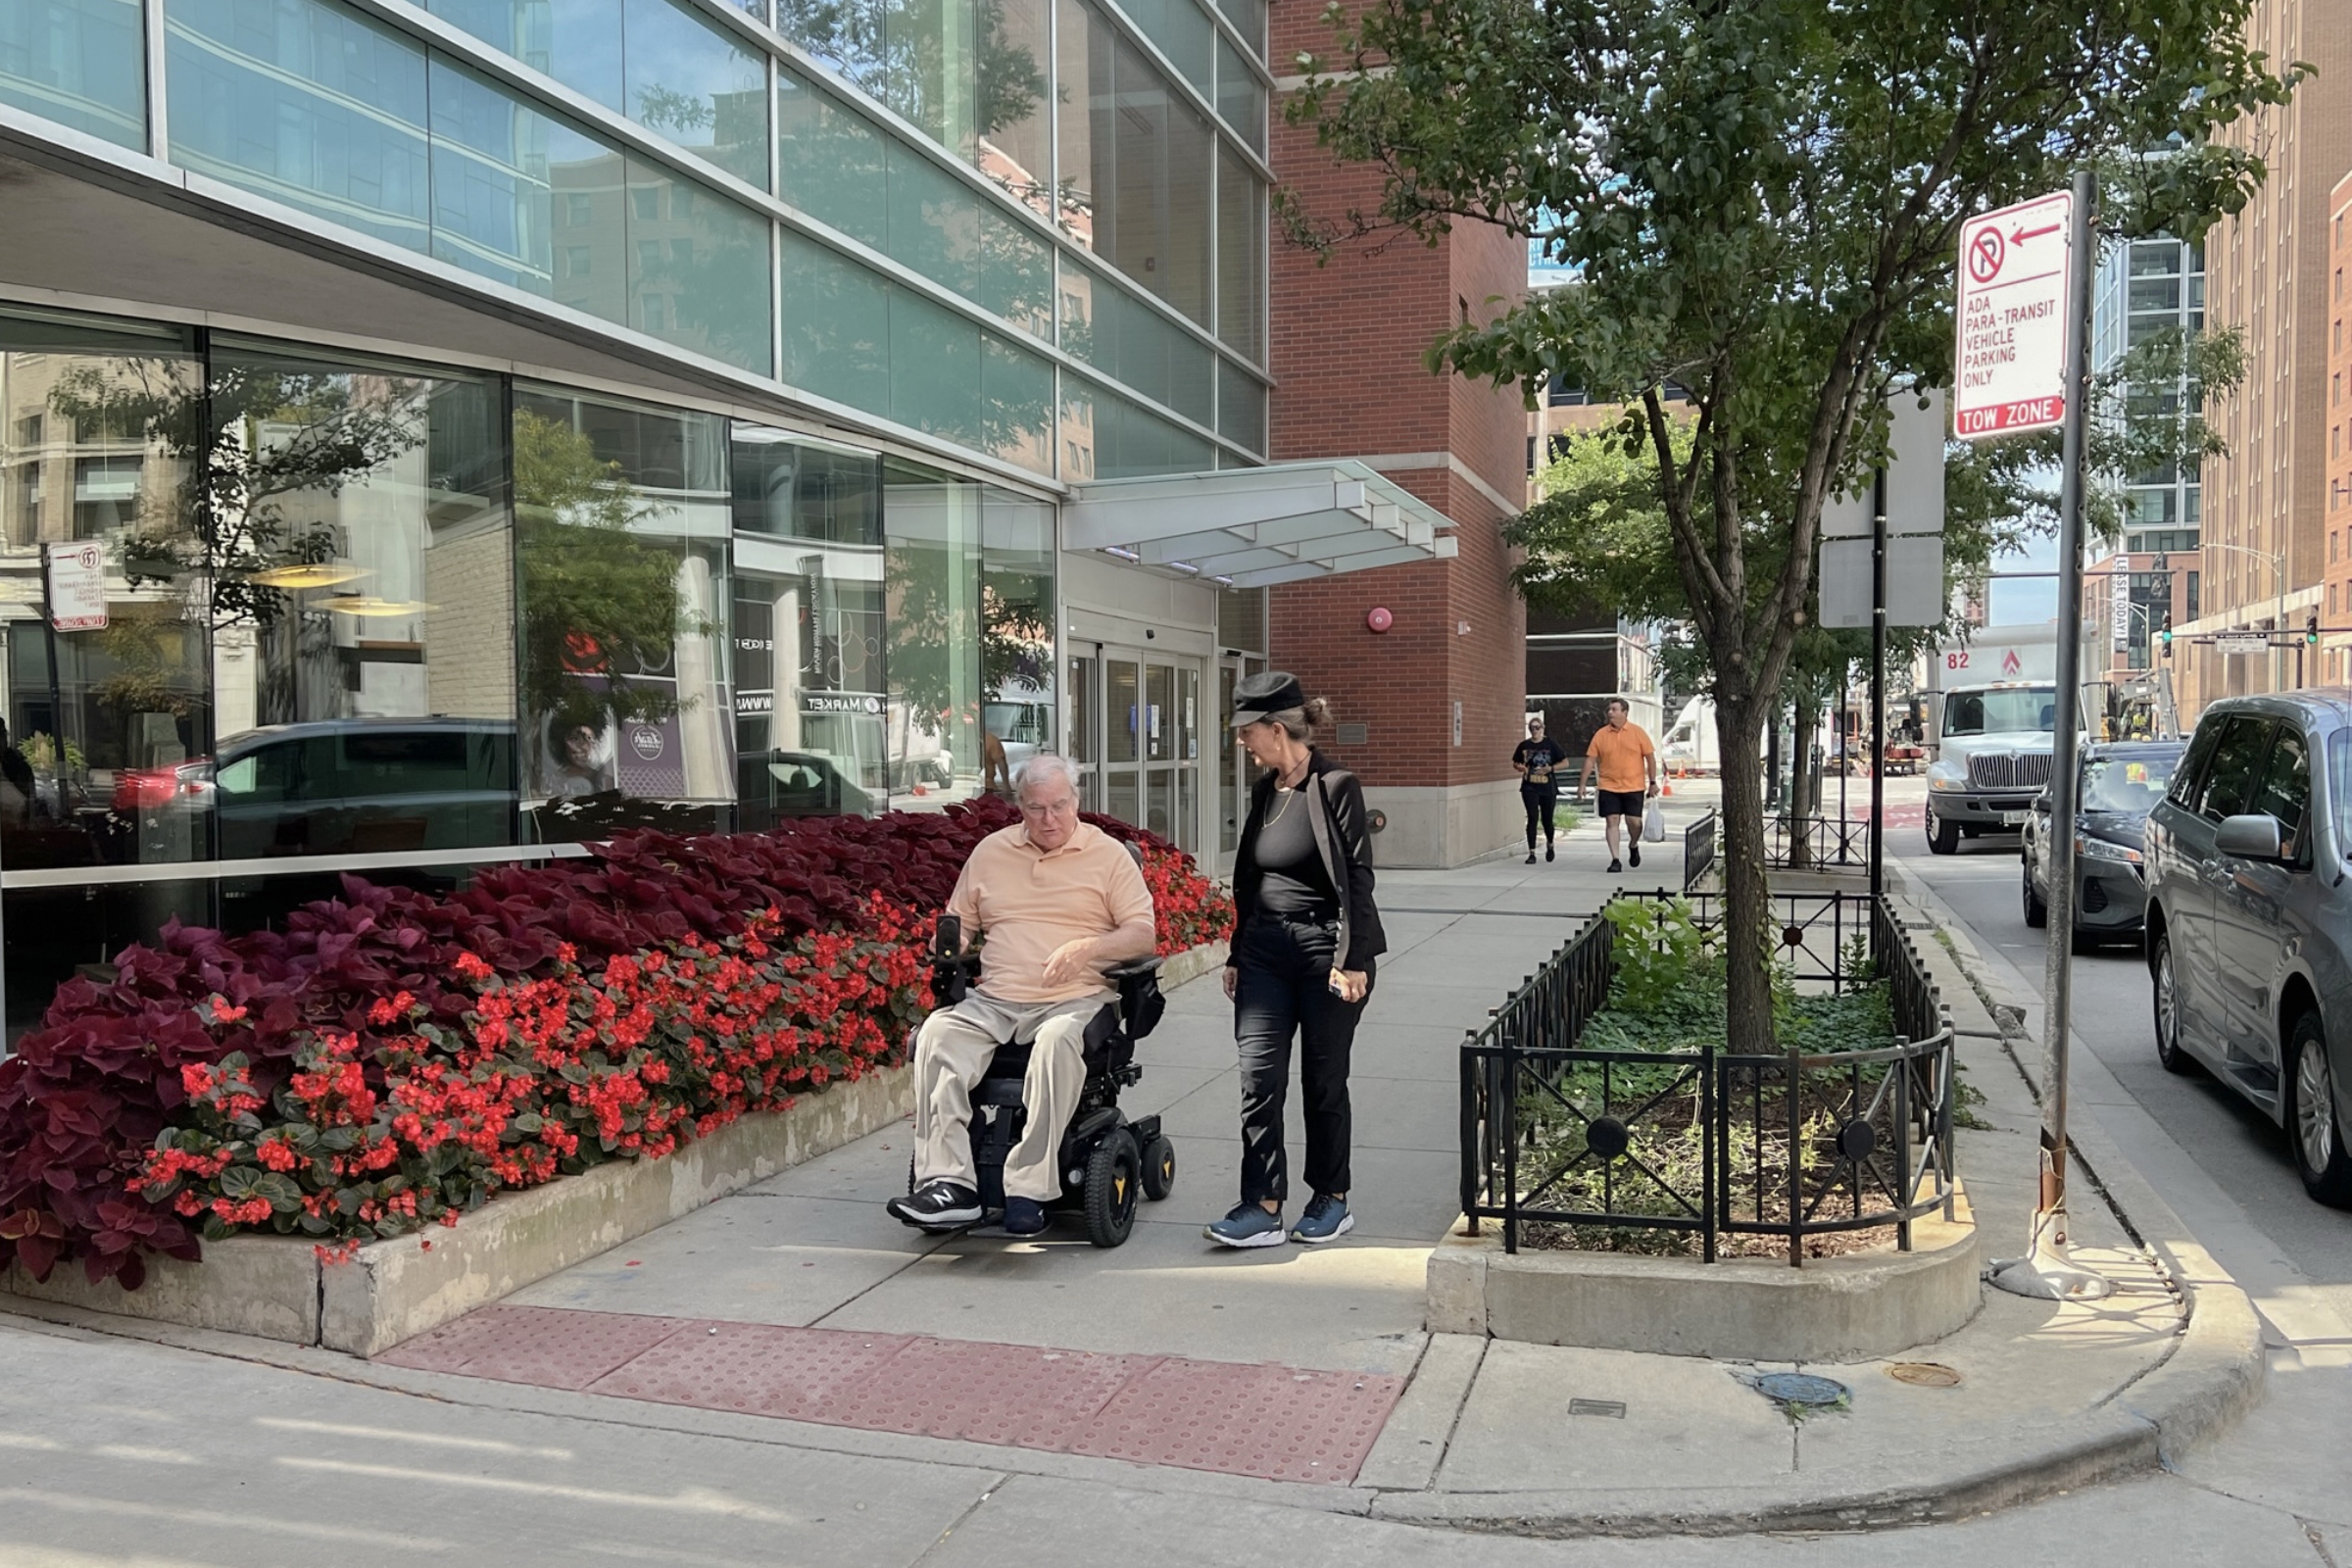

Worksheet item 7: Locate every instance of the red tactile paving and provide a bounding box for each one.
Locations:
[833,1338,1162,1447]
[375,1304,690,1390]
[384,1305,1401,1486]
[1069,1359,1404,1484]
[585,1321,914,1423]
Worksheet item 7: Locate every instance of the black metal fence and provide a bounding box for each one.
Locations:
[1458,891,1954,1263]
[1764,813,1872,872]
[1682,809,1718,893]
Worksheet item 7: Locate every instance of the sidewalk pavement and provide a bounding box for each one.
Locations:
[0,789,2264,1542]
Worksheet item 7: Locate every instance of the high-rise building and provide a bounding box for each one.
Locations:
[0,0,1482,1030]
[2324,172,2352,683]
[2176,0,2352,713]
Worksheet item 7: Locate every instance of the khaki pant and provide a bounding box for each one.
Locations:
[914,989,1106,1201]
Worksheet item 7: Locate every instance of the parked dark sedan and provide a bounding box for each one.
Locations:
[2021,739,2185,945]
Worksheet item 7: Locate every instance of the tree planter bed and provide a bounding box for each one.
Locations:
[1426,1185,1979,1361]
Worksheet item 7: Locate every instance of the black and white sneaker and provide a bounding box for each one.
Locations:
[1525,852,1538,864]
[1629,844,1642,869]
[888,1179,982,1231]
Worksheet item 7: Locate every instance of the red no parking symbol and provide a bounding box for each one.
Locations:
[1967,226,2005,284]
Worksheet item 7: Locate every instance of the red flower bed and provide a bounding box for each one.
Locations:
[0,800,1233,1288]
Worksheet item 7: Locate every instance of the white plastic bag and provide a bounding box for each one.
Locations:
[1642,797,1667,844]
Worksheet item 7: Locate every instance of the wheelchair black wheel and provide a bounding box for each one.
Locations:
[1140,1134,1176,1201]
[1083,1129,1142,1248]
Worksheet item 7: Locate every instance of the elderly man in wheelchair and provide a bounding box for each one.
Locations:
[886,754,1179,1246]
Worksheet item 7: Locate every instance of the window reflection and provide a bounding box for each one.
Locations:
[1057,3,1210,325]
[980,489,1054,796]
[883,461,981,807]
[622,154,776,373]
[166,0,432,254]
[1059,253,1214,427]
[514,387,733,841]
[427,0,769,187]
[196,345,515,860]
[1,0,147,149]
[1059,381,1211,480]
[621,0,770,187]
[1,310,206,880]
[729,428,886,826]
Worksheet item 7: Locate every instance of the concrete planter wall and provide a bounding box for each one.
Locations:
[3,1063,910,1354]
[3,938,1229,1355]
[1427,1186,1981,1362]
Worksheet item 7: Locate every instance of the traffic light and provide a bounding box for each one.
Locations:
[2159,614,2173,659]
[2308,611,2322,647]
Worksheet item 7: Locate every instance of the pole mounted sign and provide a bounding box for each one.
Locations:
[44,542,108,632]
[1954,190,2074,440]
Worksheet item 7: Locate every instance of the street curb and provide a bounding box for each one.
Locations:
[1361,1409,2160,1536]
[1882,865,2269,1469]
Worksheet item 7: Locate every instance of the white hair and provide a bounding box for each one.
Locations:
[1014,752,1084,802]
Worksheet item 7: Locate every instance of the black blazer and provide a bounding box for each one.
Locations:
[1228,749,1387,972]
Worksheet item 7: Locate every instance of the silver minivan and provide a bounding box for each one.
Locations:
[2143,693,2352,1205]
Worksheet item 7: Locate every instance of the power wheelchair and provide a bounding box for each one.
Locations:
[909,911,1177,1248]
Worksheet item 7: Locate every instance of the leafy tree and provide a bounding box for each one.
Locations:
[44,361,420,637]
[1290,0,2300,1048]
[512,409,690,735]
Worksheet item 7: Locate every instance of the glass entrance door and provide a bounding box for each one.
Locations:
[1072,645,1201,851]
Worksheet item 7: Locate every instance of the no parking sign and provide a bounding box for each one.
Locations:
[1954,190,2073,440]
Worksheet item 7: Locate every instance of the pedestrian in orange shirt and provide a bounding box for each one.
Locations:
[1577,698,1659,874]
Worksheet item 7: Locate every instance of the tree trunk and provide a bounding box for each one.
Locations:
[1711,694,1778,1054]
[1789,694,1819,869]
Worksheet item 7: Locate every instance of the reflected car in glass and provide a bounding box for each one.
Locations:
[2021,740,2184,945]
[2142,693,2352,1206]
[140,719,520,860]
[737,749,879,829]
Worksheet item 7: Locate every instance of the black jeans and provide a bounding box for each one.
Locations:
[1234,913,1373,1205]
[1522,783,1559,850]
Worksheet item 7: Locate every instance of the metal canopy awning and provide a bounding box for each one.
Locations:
[1062,462,1459,588]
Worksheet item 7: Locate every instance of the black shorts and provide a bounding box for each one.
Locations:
[1596,788,1646,819]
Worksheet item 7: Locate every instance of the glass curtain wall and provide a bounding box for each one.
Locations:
[1,310,209,1017]
[165,0,773,373]
[0,0,147,149]
[729,426,889,826]
[980,489,1054,793]
[425,0,771,187]
[513,385,734,841]
[0,300,1070,1035]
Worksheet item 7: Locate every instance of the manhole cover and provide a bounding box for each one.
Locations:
[1886,1361,1962,1388]
[1753,1372,1849,1408]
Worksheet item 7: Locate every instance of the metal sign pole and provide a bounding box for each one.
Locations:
[1869,466,1886,899]
[1992,168,2113,1300]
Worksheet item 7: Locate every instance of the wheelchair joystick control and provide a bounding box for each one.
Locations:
[930,914,980,1005]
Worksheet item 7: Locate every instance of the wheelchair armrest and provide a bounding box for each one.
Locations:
[1105,956,1166,1043]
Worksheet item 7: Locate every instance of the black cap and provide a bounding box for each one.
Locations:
[1232,670,1305,726]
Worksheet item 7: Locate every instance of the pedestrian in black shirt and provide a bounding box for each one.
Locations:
[1513,713,1570,863]
[1205,672,1386,1250]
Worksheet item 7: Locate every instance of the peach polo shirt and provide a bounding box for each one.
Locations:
[947,820,1156,1004]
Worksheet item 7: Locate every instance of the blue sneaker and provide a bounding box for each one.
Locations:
[1002,1197,1048,1236]
[1291,1194,1354,1244]
[1205,1202,1287,1249]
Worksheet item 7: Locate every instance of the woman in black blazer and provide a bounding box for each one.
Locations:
[1205,671,1386,1249]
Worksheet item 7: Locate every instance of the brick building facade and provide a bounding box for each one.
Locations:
[1260,8,1531,865]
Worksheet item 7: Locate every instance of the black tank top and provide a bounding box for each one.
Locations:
[1253,784,1339,916]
